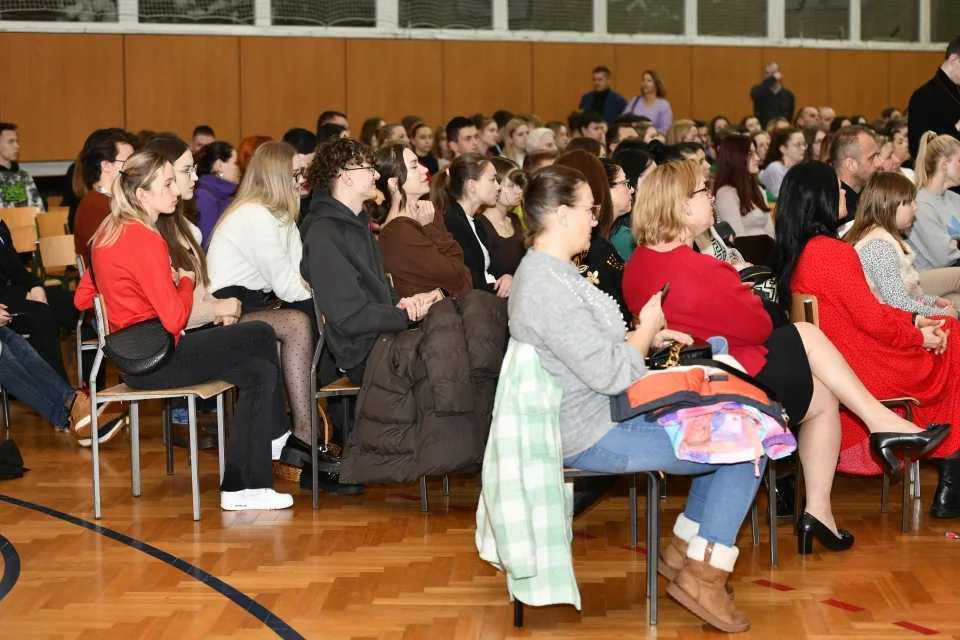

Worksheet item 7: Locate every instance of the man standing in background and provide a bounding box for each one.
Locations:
[750,62,795,129]
[0,123,44,210]
[579,66,627,125]
[907,37,960,164]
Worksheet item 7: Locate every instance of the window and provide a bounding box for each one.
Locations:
[139,0,253,25]
[698,0,766,37]
[785,0,848,40]
[272,0,375,27]
[862,0,919,42]
[0,0,118,22]
[608,0,683,35]
[508,0,593,32]
[400,0,491,29]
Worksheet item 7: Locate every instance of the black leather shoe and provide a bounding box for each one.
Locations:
[299,467,365,494]
[797,512,854,555]
[278,435,341,474]
[931,458,960,519]
[870,423,951,473]
[171,423,218,450]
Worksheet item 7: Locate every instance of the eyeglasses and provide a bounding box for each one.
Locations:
[179,164,198,176]
[342,165,376,176]
[293,168,305,180]
[585,204,601,220]
[612,179,631,188]
[690,187,711,198]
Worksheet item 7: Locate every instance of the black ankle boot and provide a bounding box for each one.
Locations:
[931,458,960,519]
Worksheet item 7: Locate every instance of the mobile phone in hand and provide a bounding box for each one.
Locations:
[659,282,670,304]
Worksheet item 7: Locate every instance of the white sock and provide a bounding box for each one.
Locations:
[271,431,291,460]
[674,513,700,542]
[687,535,739,572]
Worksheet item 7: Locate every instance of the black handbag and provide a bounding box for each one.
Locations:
[86,251,175,376]
[646,339,713,370]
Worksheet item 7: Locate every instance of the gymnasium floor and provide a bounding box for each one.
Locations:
[2,397,960,639]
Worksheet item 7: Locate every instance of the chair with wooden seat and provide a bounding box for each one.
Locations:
[38,234,78,287]
[36,208,69,238]
[46,195,63,208]
[791,293,921,533]
[74,258,99,384]
[87,294,233,521]
[0,206,39,231]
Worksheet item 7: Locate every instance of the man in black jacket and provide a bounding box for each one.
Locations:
[750,62,795,129]
[907,37,960,163]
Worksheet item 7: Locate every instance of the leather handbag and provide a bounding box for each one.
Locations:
[86,251,175,376]
[646,339,713,370]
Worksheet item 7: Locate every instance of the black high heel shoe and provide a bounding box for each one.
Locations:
[869,423,952,473]
[797,513,855,555]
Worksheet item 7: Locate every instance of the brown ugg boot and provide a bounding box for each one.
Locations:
[658,515,734,598]
[666,536,749,633]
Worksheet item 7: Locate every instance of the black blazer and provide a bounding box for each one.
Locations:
[0,220,41,294]
[444,202,495,294]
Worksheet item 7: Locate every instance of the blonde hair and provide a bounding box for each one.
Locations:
[632,159,701,246]
[502,118,528,163]
[93,149,169,248]
[845,172,917,251]
[666,119,696,145]
[915,131,960,188]
[214,141,299,233]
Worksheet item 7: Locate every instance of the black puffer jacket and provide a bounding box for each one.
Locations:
[339,290,508,484]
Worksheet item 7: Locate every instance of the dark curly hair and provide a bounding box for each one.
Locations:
[306,138,374,193]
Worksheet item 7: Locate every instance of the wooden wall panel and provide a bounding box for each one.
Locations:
[614,45,692,123]
[239,37,345,140]
[690,46,763,122]
[442,41,532,123]
[886,51,943,113]
[0,33,124,162]
[125,35,241,146]
[532,43,616,123]
[345,39,444,131]
[763,47,829,117]
[827,50,889,119]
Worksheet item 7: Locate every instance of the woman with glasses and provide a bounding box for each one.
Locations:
[759,127,806,198]
[194,141,240,244]
[623,159,947,556]
[713,135,773,239]
[205,141,322,477]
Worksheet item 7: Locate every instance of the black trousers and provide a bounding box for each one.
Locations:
[122,321,288,492]
[1,285,78,383]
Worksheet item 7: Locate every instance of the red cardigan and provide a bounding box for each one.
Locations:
[623,244,772,375]
[75,221,194,343]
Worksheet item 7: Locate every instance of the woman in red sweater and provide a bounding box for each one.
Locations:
[623,159,949,553]
[775,162,960,520]
[74,149,294,512]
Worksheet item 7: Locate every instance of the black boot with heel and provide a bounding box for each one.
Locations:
[930,457,960,519]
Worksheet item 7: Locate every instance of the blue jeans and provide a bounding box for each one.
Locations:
[0,327,74,430]
[564,414,764,546]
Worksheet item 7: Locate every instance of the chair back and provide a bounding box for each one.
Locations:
[309,290,326,371]
[37,209,69,237]
[9,224,38,254]
[38,235,78,270]
[47,195,63,208]
[76,256,85,275]
[789,293,819,326]
[0,207,39,230]
[92,293,111,344]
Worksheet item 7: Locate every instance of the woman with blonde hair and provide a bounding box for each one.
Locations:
[74,149,294,511]
[205,141,323,475]
[847,172,960,317]
[666,119,699,146]
[501,118,530,166]
[905,131,960,273]
[623,159,948,553]
[375,122,409,148]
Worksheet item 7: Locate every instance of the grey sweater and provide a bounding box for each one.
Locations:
[905,188,960,271]
[508,250,648,458]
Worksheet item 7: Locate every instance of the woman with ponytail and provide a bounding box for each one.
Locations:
[74,149,294,512]
[375,143,472,298]
[904,131,960,274]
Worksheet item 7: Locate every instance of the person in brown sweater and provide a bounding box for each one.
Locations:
[373,143,473,298]
[73,128,136,255]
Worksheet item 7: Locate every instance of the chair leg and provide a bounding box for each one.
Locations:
[912,460,920,499]
[442,474,450,496]
[129,402,140,497]
[902,455,912,533]
[767,459,778,567]
[342,397,351,449]
[216,393,226,483]
[188,395,201,521]
[646,472,660,626]
[420,475,429,513]
[513,600,524,628]
[1,388,8,430]
[628,474,637,548]
[91,394,102,520]
[163,399,174,476]
[881,470,890,513]
[311,394,320,511]
[751,502,760,547]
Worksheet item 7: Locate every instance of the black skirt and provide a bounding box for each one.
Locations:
[754,324,814,432]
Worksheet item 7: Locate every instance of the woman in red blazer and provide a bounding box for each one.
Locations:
[622,159,949,554]
[775,161,960,520]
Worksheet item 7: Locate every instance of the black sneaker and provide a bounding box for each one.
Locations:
[299,467,365,494]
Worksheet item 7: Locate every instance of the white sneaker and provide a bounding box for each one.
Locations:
[220,488,294,511]
[271,431,291,461]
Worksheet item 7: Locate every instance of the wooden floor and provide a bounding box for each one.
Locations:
[2,399,960,639]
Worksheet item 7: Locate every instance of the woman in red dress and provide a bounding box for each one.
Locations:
[775,162,960,519]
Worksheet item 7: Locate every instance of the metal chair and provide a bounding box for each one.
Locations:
[87,294,233,520]
[75,258,99,385]
[513,471,662,627]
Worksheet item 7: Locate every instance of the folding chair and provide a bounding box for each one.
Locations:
[75,258,99,385]
[36,209,70,238]
[87,294,232,520]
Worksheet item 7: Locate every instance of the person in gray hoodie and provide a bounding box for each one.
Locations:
[904,132,960,278]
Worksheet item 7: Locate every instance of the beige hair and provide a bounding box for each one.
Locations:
[93,149,169,248]
[915,130,960,189]
[502,118,528,163]
[632,159,701,246]
[214,141,299,233]
[666,119,696,146]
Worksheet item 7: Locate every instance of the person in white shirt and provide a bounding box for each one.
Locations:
[713,135,774,238]
[759,127,806,198]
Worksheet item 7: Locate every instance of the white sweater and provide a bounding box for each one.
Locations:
[206,202,311,302]
[714,185,774,238]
